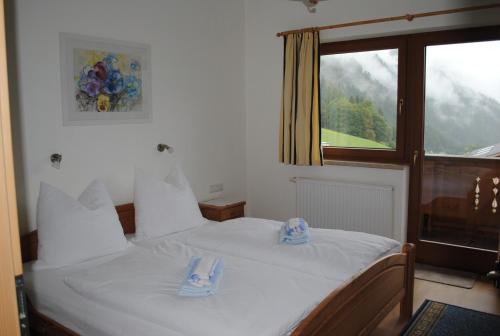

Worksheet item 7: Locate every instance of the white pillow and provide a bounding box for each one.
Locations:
[134,165,206,240]
[34,180,128,269]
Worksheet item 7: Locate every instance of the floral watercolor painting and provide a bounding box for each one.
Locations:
[74,49,143,112]
[60,33,151,125]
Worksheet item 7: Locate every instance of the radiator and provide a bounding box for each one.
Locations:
[295,178,394,239]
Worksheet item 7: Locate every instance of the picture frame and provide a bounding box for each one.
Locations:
[60,33,152,126]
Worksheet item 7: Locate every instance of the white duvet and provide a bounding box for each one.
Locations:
[28,217,401,336]
[169,218,400,281]
[65,243,341,336]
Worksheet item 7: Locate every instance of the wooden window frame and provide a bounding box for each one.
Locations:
[321,24,500,272]
[320,36,408,164]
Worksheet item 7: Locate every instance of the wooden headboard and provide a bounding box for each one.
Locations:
[20,203,136,263]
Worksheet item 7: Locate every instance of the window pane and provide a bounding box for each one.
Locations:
[424,41,500,158]
[320,49,398,149]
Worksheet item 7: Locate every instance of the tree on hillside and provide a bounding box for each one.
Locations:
[320,82,394,147]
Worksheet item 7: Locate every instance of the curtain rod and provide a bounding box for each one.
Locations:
[276,3,500,37]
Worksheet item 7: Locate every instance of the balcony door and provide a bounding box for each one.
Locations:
[407,27,500,273]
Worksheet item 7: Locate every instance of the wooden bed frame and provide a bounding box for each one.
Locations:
[21,203,415,336]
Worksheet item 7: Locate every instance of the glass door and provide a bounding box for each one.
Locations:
[413,37,500,272]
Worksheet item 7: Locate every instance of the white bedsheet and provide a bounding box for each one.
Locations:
[24,217,401,336]
[64,243,342,336]
[160,217,401,281]
[24,251,183,336]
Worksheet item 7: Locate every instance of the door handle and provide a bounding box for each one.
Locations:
[398,98,404,116]
[413,150,419,165]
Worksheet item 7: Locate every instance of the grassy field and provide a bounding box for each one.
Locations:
[321,128,390,149]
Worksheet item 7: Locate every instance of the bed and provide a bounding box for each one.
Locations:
[21,203,415,336]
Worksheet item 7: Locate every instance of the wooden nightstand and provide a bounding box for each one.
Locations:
[198,199,246,222]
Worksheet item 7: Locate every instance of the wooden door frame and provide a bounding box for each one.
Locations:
[406,25,500,274]
[0,0,22,334]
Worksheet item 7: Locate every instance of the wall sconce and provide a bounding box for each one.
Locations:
[50,153,62,169]
[157,144,174,153]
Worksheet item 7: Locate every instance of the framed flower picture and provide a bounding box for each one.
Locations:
[60,33,152,125]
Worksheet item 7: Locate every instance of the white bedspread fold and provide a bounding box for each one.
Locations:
[64,243,341,336]
[163,218,400,282]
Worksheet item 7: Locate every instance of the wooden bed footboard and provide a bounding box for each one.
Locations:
[293,243,415,336]
[21,203,415,336]
[27,300,79,336]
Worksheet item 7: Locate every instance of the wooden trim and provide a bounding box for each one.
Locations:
[291,243,415,335]
[322,149,406,165]
[20,230,37,263]
[405,27,426,250]
[320,35,408,164]
[199,201,246,222]
[115,203,135,234]
[320,34,406,55]
[400,243,415,319]
[323,159,406,171]
[27,300,78,336]
[0,1,22,334]
[424,155,500,165]
[0,0,22,277]
[197,201,246,210]
[416,241,497,274]
[276,3,500,37]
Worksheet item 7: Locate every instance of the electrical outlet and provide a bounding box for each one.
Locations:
[209,183,223,194]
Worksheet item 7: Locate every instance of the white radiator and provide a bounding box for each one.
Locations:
[295,178,394,239]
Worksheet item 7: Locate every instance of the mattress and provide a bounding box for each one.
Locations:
[24,217,401,336]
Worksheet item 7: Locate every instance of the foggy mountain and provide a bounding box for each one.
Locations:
[321,54,500,155]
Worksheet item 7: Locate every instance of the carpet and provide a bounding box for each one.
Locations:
[401,300,500,336]
[415,263,477,289]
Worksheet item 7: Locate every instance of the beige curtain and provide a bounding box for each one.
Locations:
[279,31,322,166]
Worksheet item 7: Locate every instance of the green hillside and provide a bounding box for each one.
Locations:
[321,128,389,149]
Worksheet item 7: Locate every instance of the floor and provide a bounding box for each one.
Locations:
[371,276,500,335]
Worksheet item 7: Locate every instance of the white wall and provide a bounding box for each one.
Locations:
[244,0,500,242]
[11,0,500,237]
[11,0,246,232]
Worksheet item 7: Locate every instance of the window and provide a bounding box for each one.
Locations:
[424,41,500,158]
[321,49,398,150]
[319,27,500,164]
[320,37,406,163]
